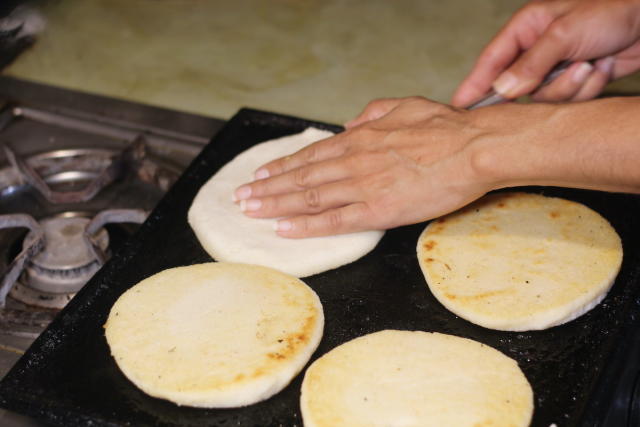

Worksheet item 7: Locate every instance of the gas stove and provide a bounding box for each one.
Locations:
[0,76,223,426]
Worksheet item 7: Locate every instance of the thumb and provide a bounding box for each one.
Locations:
[493,19,575,98]
[344,98,404,129]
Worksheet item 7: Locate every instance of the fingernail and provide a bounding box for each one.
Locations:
[493,72,519,96]
[572,62,593,83]
[240,199,261,212]
[597,56,615,75]
[254,168,270,180]
[273,220,292,232]
[234,185,252,201]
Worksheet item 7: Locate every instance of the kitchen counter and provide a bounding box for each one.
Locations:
[8,0,639,125]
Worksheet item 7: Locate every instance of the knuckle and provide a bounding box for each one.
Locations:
[296,216,311,234]
[517,59,541,79]
[519,1,542,16]
[303,188,321,209]
[326,210,343,230]
[249,181,265,197]
[547,19,571,44]
[268,159,285,175]
[265,195,280,213]
[302,145,320,163]
[293,167,312,188]
[324,135,342,153]
[405,95,428,103]
[518,1,553,23]
[403,96,430,108]
[366,98,388,109]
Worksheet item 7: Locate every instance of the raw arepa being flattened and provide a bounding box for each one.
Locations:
[104,262,324,408]
[417,192,623,331]
[188,128,384,278]
[300,330,533,427]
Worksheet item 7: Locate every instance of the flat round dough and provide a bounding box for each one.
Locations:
[104,262,324,408]
[417,192,623,331]
[188,128,384,277]
[301,330,533,427]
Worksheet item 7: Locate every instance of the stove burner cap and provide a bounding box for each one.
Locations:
[20,217,109,294]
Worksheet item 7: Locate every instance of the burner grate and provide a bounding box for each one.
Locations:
[0,105,193,332]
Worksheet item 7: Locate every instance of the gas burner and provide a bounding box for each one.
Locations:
[22,216,109,293]
[9,215,109,309]
[1,209,146,310]
[0,133,178,328]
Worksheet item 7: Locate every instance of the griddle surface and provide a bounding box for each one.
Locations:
[1,109,640,426]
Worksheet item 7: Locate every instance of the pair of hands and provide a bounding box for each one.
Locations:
[234,0,640,238]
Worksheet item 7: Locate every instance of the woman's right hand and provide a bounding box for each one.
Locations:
[452,0,640,107]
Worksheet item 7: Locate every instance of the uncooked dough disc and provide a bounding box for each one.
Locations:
[300,330,534,427]
[104,262,324,408]
[417,192,623,331]
[188,128,384,277]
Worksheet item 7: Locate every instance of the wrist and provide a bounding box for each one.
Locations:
[464,102,559,191]
[466,98,640,193]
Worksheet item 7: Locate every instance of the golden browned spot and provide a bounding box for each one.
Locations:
[490,225,499,232]
[423,240,436,251]
[444,289,511,301]
[264,313,317,367]
[425,257,435,262]
[550,211,560,218]
[497,202,506,208]
[251,368,264,378]
[444,263,451,271]
[248,312,319,381]
[234,373,245,381]
[430,225,445,234]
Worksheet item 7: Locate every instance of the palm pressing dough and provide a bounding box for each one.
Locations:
[188,128,384,277]
[417,192,623,331]
[300,330,533,427]
[104,262,324,408]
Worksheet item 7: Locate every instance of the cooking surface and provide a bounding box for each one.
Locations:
[1,109,640,426]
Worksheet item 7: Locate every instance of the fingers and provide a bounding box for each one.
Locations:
[241,180,362,219]
[530,57,613,102]
[493,17,578,99]
[572,56,614,101]
[452,1,562,107]
[234,158,352,201]
[252,133,345,181]
[451,27,521,107]
[273,203,375,238]
[344,98,405,129]
[610,43,640,79]
[529,61,593,102]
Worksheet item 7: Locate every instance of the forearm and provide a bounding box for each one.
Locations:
[469,97,640,194]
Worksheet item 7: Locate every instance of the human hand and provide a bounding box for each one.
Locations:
[452,0,640,107]
[233,97,494,238]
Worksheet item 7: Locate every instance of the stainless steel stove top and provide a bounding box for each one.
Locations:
[0,76,224,426]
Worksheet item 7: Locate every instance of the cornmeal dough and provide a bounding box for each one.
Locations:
[300,330,533,427]
[417,192,623,331]
[188,128,384,277]
[104,262,324,408]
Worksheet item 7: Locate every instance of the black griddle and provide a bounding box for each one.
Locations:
[1,108,640,426]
